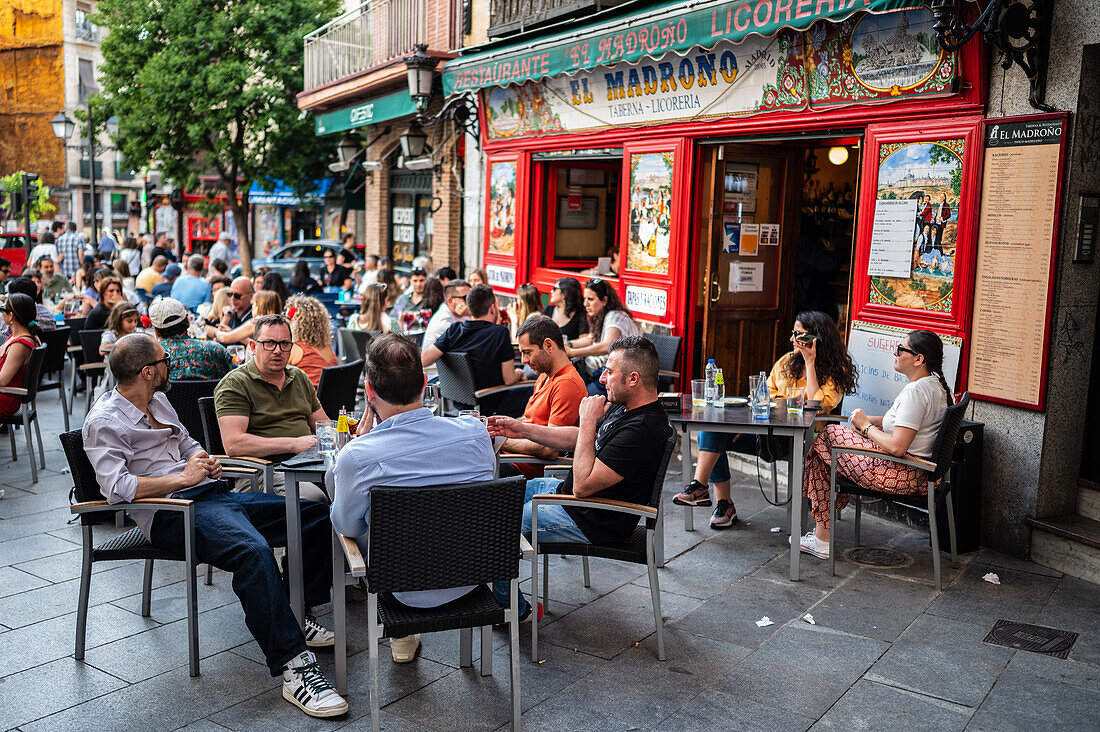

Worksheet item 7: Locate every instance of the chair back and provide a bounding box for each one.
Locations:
[644,430,679,526]
[16,345,47,403]
[337,328,376,363]
[646,333,682,373]
[406,331,425,349]
[436,351,477,410]
[166,379,220,446]
[197,396,225,455]
[317,359,364,420]
[79,329,105,364]
[40,327,71,379]
[927,391,970,482]
[66,318,87,347]
[60,430,101,504]
[366,476,525,593]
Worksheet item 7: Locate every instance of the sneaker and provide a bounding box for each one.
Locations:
[282,651,348,718]
[673,480,712,507]
[303,614,334,648]
[709,499,739,529]
[519,601,544,624]
[391,634,421,663]
[798,531,829,559]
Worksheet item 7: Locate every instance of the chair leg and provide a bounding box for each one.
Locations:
[32,408,45,469]
[927,482,942,592]
[771,460,779,503]
[75,525,93,660]
[7,420,15,461]
[945,490,958,561]
[58,384,70,432]
[333,530,347,696]
[460,627,473,668]
[854,498,862,547]
[22,407,37,483]
[509,579,522,731]
[141,559,154,617]
[480,625,493,677]
[647,531,665,662]
[828,460,837,578]
[184,510,199,677]
[542,553,549,611]
[204,563,213,586]
[530,512,539,663]
[368,594,381,732]
[581,556,591,588]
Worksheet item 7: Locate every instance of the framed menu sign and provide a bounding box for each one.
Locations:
[967,113,1068,410]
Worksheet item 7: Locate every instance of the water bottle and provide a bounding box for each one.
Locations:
[753,370,770,419]
[704,359,718,404]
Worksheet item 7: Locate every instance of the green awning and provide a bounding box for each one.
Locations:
[443,0,922,95]
[314,88,418,135]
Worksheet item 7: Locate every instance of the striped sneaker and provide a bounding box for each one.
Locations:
[673,480,712,507]
[303,614,334,648]
[282,651,348,718]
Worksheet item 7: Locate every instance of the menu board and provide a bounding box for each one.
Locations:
[868,199,917,278]
[967,115,1066,409]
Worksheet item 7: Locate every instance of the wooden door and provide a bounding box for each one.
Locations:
[701,143,800,395]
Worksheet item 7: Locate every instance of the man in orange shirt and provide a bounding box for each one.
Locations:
[501,315,587,476]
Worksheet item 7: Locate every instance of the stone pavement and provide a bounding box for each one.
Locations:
[2,395,1100,731]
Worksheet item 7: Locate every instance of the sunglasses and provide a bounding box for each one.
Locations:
[895,345,919,357]
[228,292,246,299]
[144,355,172,370]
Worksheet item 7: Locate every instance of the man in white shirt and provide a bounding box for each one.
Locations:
[421,278,470,350]
[208,231,231,265]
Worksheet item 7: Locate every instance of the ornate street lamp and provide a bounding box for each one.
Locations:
[404,44,440,112]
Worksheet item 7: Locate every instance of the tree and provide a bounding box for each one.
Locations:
[1,172,55,227]
[93,0,341,274]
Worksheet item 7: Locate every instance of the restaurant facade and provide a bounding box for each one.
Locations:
[444,0,1100,578]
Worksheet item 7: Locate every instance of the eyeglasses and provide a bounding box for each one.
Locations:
[256,339,294,352]
[144,356,171,370]
[895,345,919,357]
[228,292,246,299]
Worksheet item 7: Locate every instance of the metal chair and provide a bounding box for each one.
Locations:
[316,359,364,420]
[37,326,71,431]
[77,329,107,413]
[332,477,525,731]
[337,327,377,363]
[828,393,971,591]
[65,317,86,411]
[1,345,47,483]
[61,430,201,677]
[436,351,533,418]
[530,431,677,662]
[645,333,682,391]
[196,396,274,493]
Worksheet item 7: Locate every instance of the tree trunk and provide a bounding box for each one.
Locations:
[223,177,253,276]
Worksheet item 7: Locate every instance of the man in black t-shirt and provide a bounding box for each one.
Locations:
[488,336,672,618]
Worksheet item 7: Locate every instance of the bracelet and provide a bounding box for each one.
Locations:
[860,424,871,438]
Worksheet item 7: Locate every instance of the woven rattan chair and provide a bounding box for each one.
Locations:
[197,396,273,493]
[645,333,682,391]
[337,327,377,363]
[828,392,971,591]
[333,477,525,731]
[61,430,202,676]
[317,359,363,420]
[65,316,86,411]
[1,345,47,483]
[529,431,677,662]
[37,326,71,431]
[436,351,533,417]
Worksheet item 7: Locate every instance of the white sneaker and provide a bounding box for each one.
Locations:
[282,651,348,718]
[303,614,335,648]
[798,531,829,559]
[390,634,421,663]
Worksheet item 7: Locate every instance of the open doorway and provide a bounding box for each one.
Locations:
[696,138,860,390]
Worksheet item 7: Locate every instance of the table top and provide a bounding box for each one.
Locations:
[668,395,821,430]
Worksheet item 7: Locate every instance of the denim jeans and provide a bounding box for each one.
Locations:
[149,482,333,676]
[696,432,760,484]
[491,477,589,617]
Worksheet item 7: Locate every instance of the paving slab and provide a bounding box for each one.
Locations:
[1005,651,1100,693]
[0,565,50,598]
[0,532,80,568]
[971,548,1063,578]
[0,656,128,729]
[967,670,1100,732]
[813,678,972,731]
[0,508,84,543]
[865,613,1012,707]
[1032,576,1100,667]
[521,554,647,609]
[518,694,640,732]
[108,574,241,623]
[13,548,138,585]
[807,570,937,642]
[926,563,1060,626]
[652,688,813,732]
[639,539,775,600]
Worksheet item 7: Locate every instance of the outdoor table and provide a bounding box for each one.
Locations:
[277,455,329,628]
[668,395,820,581]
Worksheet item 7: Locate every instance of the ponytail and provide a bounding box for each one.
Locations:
[933,370,954,405]
[5,293,42,341]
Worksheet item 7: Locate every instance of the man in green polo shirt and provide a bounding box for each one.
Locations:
[214,313,329,503]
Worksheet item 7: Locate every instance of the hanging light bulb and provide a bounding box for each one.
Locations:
[828,146,849,165]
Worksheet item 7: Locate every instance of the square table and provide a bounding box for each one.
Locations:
[668,395,820,581]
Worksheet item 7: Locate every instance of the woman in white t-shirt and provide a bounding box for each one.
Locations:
[798,330,953,560]
[564,277,639,394]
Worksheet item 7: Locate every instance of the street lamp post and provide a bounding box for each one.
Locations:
[51,107,118,245]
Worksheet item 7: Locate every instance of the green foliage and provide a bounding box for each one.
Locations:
[871,277,896,301]
[939,280,953,298]
[949,167,962,196]
[1,172,56,222]
[92,0,341,268]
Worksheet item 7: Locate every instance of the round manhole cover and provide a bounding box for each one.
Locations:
[845,546,911,567]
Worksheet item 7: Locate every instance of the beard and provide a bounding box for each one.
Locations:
[153,373,172,393]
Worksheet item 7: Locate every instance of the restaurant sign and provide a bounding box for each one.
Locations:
[314,89,418,135]
[484,8,954,138]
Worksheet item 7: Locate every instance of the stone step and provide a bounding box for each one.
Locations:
[1079,478,1100,522]
[1027,513,1100,583]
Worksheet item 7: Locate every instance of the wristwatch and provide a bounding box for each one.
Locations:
[859,424,871,438]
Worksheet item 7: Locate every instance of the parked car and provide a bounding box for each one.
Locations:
[230,239,345,279]
[0,233,36,274]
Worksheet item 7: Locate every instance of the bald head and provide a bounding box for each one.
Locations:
[153,255,168,272]
[229,276,254,312]
[109,333,162,386]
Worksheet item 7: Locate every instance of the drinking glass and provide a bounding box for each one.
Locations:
[422,384,440,412]
[786,386,806,415]
[691,379,706,407]
[316,420,337,457]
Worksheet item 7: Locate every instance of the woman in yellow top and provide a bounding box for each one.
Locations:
[673,311,858,529]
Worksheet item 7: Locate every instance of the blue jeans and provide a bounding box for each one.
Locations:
[149,482,333,676]
[491,477,589,616]
[697,432,760,484]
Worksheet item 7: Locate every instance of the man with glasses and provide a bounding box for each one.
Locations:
[391,266,428,316]
[213,314,329,504]
[317,249,351,289]
[84,333,346,718]
[224,276,254,327]
[421,278,470,350]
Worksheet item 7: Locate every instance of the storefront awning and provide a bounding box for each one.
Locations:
[248,179,332,206]
[443,0,923,95]
[314,89,418,135]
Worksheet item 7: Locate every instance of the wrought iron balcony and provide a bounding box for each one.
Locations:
[303,0,462,92]
[75,9,99,42]
[487,0,633,39]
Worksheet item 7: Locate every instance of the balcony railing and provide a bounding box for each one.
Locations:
[303,0,461,92]
[75,10,99,42]
[488,0,633,39]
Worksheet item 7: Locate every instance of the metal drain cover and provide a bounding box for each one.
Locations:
[984,620,1078,658]
[845,546,911,567]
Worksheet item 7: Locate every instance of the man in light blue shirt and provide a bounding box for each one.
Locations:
[171,255,212,310]
[330,332,495,663]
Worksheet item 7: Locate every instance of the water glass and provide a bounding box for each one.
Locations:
[422,384,440,412]
[316,420,337,457]
[691,379,706,407]
[786,386,806,415]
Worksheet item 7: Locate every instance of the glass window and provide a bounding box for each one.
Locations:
[536,159,620,274]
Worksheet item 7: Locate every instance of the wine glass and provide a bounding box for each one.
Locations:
[422,384,439,413]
